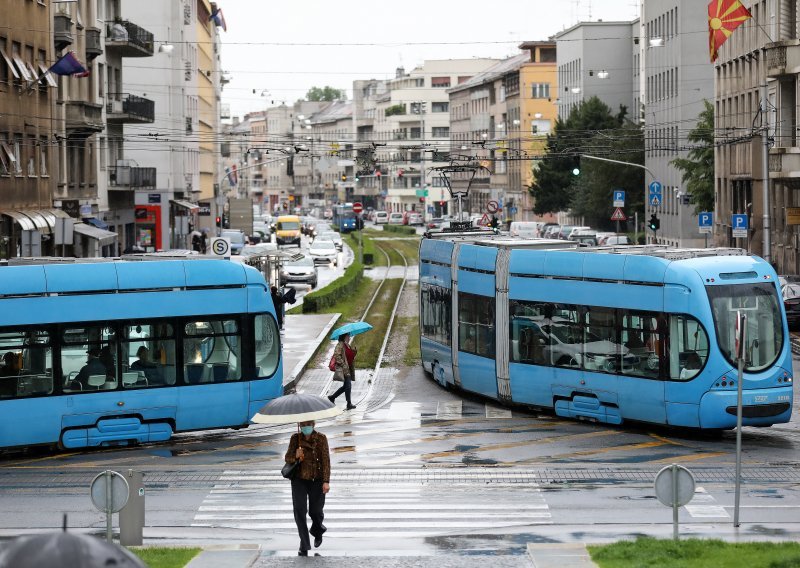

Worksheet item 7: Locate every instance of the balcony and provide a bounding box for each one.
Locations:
[65,102,104,138]
[106,93,155,124]
[106,20,154,57]
[54,14,73,51]
[109,163,156,190]
[85,27,103,61]
[765,40,800,78]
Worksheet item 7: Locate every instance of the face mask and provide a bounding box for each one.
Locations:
[300,426,314,436]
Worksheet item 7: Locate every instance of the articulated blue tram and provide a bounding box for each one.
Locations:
[0,258,282,450]
[419,235,793,429]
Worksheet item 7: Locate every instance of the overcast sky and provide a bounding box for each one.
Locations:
[220,0,639,119]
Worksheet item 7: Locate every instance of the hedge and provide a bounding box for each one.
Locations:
[345,233,375,265]
[382,224,417,235]
[302,259,364,313]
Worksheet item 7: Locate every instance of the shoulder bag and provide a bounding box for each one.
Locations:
[281,460,299,479]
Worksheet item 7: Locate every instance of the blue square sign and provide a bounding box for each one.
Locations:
[613,190,625,207]
[698,212,712,234]
[732,214,748,238]
[648,181,662,207]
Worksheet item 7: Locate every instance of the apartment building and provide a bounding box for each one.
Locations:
[365,60,498,215]
[555,21,636,121]
[643,1,713,248]
[306,100,353,207]
[0,0,57,258]
[714,0,797,270]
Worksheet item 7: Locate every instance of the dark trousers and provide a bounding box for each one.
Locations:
[329,375,352,405]
[291,478,326,552]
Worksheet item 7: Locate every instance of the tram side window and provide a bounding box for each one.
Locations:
[0,329,52,398]
[582,307,622,372]
[62,326,118,392]
[421,284,452,346]
[459,292,495,357]
[121,323,176,388]
[543,305,581,368]
[621,312,661,379]
[668,315,709,381]
[254,314,280,378]
[184,319,242,384]
[509,301,551,365]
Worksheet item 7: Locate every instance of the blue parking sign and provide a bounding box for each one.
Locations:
[698,212,712,234]
[613,190,625,207]
[732,214,748,238]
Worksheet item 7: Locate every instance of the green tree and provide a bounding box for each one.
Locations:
[671,101,714,215]
[305,86,345,102]
[569,123,645,231]
[531,97,627,215]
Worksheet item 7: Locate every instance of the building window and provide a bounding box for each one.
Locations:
[39,137,48,176]
[431,76,451,88]
[532,120,551,135]
[12,136,22,174]
[432,127,449,138]
[27,136,35,176]
[432,102,449,113]
[531,83,551,99]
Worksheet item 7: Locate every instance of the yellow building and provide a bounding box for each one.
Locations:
[513,41,558,221]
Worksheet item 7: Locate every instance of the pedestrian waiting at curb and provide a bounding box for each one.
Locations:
[328,332,357,410]
[284,420,330,556]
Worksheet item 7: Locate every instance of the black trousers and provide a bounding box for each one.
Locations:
[291,478,326,551]
[329,375,352,405]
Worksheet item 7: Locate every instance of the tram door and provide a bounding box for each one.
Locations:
[616,313,666,424]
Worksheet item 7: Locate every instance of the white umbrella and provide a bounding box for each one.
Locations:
[252,392,342,424]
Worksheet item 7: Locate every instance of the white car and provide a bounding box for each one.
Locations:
[408,213,424,226]
[388,212,404,225]
[509,222,542,239]
[374,211,389,224]
[309,239,338,266]
[315,231,343,251]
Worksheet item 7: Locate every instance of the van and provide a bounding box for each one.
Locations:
[275,215,302,246]
[509,222,541,239]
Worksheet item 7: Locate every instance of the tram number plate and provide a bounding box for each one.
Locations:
[754,395,767,402]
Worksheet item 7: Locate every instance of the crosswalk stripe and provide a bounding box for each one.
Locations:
[685,487,730,519]
[193,469,552,535]
[436,401,462,419]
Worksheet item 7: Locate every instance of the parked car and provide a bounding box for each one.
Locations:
[389,212,404,224]
[509,222,542,239]
[603,234,633,246]
[567,226,591,240]
[595,232,616,245]
[220,230,247,255]
[408,213,424,226]
[315,230,343,251]
[779,275,800,287]
[280,255,318,288]
[309,238,338,266]
[542,225,561,239]
[539,223,558,238]
[374,211,389,224]
[782,283,800,330]
[569,230,597,247]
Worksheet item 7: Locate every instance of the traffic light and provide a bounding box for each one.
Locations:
[419,197,425,203]
[439,201,445,206]
[572,167,580,176]
[215,216,221,228]
[341,174,347,182]
[648,214,660,232]
[397,169,404,179]
[355,175,360,182]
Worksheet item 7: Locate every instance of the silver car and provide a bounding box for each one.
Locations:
[309,239,338,266]
[280,255,318,288]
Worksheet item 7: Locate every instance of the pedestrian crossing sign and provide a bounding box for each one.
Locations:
[610,208,627,221]
[649,195,661,207]
[479,213,491,226]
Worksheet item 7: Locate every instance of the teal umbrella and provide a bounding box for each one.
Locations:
[330,321,373,341]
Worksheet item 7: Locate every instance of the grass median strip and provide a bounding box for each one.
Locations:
[588,537,800,568]
[130,547,201,568]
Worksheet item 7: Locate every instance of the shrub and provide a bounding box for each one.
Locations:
[345,233,375,265]
[302,260,363,313]
[383,225,417,235]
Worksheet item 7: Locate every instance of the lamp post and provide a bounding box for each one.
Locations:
[581,154,657,244]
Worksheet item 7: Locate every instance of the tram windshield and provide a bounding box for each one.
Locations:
[706,282,784,372]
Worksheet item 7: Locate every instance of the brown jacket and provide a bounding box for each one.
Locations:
[284,430,331,483]
[333,340,352,379]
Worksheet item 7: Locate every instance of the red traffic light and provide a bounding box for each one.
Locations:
[215,216,221,226]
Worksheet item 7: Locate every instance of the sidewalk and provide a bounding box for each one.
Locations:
[280,313,340,392]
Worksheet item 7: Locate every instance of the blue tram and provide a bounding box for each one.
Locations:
[419,235,793,429]
[0,257,282,450]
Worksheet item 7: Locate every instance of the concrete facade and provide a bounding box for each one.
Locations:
[555,21,635,121]
[643,1,713,248]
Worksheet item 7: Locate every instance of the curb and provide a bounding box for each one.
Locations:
[185,544,260,568]
[283,313,341,393]
[527,543,599,568]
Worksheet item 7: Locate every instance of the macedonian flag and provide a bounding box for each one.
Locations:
[709,0,752,62]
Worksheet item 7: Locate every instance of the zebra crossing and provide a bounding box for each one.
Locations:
[192,469,552,538]
[685,487,730,519]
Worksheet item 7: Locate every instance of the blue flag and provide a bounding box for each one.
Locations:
[48,51,88,76]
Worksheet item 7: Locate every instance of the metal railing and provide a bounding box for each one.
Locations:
[107,20,154,53]
[107,93,155,122]
[109,166,156,189]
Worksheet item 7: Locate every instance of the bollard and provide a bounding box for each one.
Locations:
[119,470,144,546]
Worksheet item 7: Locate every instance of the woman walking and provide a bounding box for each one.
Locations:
[328,332,357,410]
[284,420,331,556]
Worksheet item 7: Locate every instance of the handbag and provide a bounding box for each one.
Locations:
[328,354,336,372]
[332,367,345,382]
[281,460,299,479]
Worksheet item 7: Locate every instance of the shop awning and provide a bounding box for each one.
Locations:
[170,199,199,212]
[84,217,110,230]
[23,210,51,234]
[73,223,118,246]
[1,211,36,231]
[47,209,71,219]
